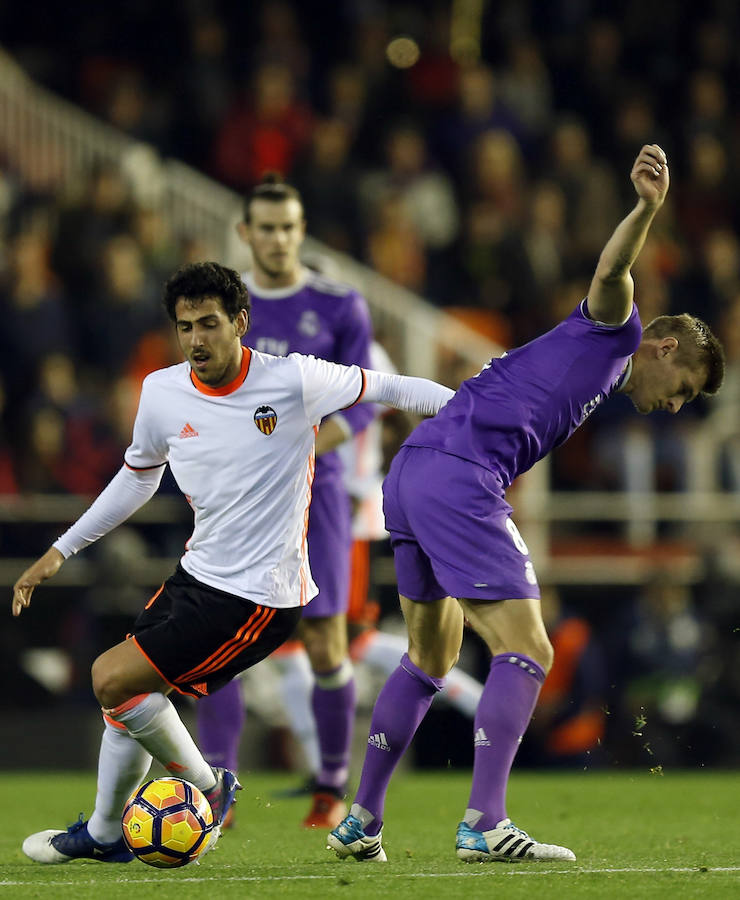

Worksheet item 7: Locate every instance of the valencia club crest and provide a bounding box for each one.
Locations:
[254,405,277,435]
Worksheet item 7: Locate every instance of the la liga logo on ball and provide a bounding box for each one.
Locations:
[121,777,215,868]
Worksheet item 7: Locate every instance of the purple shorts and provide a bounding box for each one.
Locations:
[303,473,352,618]
[382,445,540,602]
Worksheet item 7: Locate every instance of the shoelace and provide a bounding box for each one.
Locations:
[66,815,86,834]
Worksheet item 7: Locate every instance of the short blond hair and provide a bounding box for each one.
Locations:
[643,314,725,395]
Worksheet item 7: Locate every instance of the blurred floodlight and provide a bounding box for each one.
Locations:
[386,36,420,69]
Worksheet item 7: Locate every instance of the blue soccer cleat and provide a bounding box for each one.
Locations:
[22,815,134,864]
[203,767,242,827]
[327,814,387,862]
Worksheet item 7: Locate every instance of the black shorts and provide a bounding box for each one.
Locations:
[129,564,301,699]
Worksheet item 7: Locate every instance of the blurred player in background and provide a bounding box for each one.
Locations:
[520,586,607,768]
[328,146,725,863]
[196,175,375,828]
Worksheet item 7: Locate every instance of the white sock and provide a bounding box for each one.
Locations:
[87,719,152,844]
[356,630,483,717]
[108,693,216,793]
[273,647,320,776]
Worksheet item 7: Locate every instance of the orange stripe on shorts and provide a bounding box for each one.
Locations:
[176,606,276,683]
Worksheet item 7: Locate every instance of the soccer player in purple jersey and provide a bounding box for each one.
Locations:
[328,145,725,863]
[196,175,374,828]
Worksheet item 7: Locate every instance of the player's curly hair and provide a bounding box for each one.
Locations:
[242,172,304,223]
[162,261,251,324]
[643,313,725,395]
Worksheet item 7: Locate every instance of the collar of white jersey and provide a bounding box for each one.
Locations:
[190,346,252,396]
[241,267,310,299]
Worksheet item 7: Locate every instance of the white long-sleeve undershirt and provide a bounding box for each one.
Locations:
[53,465,164,559]
[362,369,455,418]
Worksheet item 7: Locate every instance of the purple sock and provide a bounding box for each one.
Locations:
[196,679,244,774]
[312,663,357,792]
[353,653,444,835]
[464,653,545,832]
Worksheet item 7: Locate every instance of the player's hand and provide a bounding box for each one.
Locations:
[631,144,669,206]
[12,547,65,617]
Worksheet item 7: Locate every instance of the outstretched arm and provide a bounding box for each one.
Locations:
[11,464,164,617]
[586,144,669,326]
[362,369,455,416]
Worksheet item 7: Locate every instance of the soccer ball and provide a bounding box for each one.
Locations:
[121,777,215,868]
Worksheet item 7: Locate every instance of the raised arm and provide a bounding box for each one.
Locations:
[586,144,669,326]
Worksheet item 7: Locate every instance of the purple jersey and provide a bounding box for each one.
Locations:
[406,301,642,488]
[242,269,374,482]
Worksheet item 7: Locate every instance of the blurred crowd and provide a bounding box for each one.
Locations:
[0,1,739,764]
[1,0,739,497]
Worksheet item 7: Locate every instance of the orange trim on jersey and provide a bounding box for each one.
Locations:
[175,605,277,682]
[341,368,367,409]
[298,448,315,606]
[144,583,165,610]
[103,713,128,730]
[189,346,252,396]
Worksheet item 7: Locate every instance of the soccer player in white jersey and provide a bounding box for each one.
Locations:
[12,261,454,865]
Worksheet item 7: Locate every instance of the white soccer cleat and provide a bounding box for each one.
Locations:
[22,817,134,864]
[23,830,74,864]
[455,818,576,862]
[327,814,387,862]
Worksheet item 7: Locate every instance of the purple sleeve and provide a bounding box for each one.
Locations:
[332,291,375,434]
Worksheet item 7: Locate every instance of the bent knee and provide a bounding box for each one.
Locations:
[495,636,554,675]
[92,655,128,708]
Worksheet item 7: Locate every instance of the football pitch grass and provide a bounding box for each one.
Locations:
[1,770,738,899]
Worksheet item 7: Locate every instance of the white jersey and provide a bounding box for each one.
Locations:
[125,347,367,608]
[52,349,453,606]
